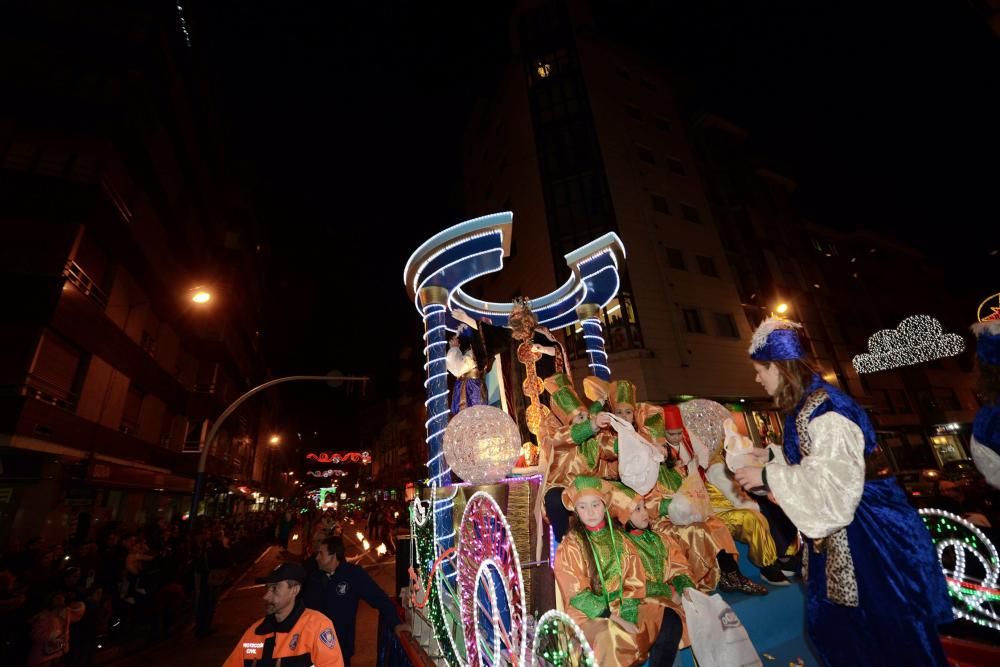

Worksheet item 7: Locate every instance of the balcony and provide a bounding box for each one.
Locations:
[6,393,180,471]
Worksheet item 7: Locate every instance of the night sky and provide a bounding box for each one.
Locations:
[195,0,999,418]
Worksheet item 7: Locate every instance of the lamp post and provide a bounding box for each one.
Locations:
[189,374,369,525]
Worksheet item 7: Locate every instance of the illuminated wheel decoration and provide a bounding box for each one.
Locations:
[458,492,527,666]
[920,508,1000,632]
[531,610,596,667]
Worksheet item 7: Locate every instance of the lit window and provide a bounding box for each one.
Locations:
[536,62,551,78]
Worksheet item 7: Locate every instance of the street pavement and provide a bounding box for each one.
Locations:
[113,533,400,667]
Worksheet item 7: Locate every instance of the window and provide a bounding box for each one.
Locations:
[625,104,642,121]
[650,194,670,214]
[888,389,912,414]
[666,157,686,175]
[697,255,719,277]
[680,204,701,223]
[26,330,86,410]
[714,313,740,339]
[665,247,686,270]
[636,145,655,164]
[932,387,961,411]
[140,331,156,357]
[682,308,705,334]
[654,116,671,132]
[121,385,144,434]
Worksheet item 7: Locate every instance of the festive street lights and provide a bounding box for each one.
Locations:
[189,374,369,525]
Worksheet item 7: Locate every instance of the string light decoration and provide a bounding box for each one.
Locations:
[458,492,527,667]
[852,315,965,374]
[678,399,735,455]
[581,317,611,379]
[919,508,1000,632]
[532,610,596,667]
[175,2,191,46]
[305,451,371,464]
[443,405,522,485]
[306,469,349,478]
[409,499,462,665]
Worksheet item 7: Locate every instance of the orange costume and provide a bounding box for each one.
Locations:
[554,477,667,666]
[223,600,344,667]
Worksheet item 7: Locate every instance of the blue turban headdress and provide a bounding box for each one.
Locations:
[972,320,1000,367]
[749,318,804,362]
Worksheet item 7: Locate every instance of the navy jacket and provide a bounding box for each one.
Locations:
[302,562,401,659]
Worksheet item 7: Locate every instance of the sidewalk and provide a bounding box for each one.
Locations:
[111,545,284,667]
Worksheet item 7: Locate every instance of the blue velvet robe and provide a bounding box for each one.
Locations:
[783,377,953,666]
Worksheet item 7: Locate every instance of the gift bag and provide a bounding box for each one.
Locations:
[681,588,762,667]
[609,413,663,496]
[667,461,711,525]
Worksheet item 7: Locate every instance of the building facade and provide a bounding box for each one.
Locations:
[460,0,979,469]
[0,1,279,545]
[462,0,759,405]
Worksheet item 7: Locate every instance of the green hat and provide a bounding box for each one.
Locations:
[544,374,586,425]
[609,380,637,410]
[561,475,611,511]
[608,482,641,524]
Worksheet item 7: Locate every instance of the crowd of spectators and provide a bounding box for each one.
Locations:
[0,509,281,666]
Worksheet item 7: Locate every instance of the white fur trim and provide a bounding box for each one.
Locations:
[749,317,803,355]
[972,321,1000,337]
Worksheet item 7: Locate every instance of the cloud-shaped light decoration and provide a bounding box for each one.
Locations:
[852,315,965,374]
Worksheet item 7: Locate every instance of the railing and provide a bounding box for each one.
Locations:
[380,616,435,667]
[63,259,109,309]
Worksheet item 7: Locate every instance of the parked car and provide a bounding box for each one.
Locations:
[896,468,941,499]
[938,460,988,502]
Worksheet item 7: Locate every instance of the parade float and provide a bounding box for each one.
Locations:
[401,212,1000,666]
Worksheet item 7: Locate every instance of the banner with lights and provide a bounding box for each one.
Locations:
[305,451,372,465]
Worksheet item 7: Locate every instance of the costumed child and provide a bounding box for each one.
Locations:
[555,476,683,667]
[734,318,952,667]
[594,380,762,594]
[539,374,618,542]
[970,320,1000,489]
[608,482,694,649]
[663,405,789,587]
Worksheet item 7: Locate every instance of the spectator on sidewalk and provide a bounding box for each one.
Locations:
[194,527,233,639]
[223,562,344,667]
[303,536,409,667]
[27,590,85,666]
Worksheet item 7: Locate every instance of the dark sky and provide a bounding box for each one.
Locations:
[196,0,1000,413]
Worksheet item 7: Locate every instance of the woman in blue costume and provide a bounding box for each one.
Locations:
[733,318,952,666]
[970,320,1000,489]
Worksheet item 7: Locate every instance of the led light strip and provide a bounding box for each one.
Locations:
[919,508,1000,632]
[532,610,596,667]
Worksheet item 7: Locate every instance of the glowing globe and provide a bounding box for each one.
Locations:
[443,405,522,484]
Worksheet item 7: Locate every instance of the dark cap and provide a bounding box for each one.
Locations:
[256,562,306,586]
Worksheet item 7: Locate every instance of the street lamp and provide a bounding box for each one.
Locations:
[189,374,369,527]
[269,435,281,445]
[190,286,213,304]
[775,303,789,315]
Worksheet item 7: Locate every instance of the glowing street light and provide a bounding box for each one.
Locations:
[269,435,281,445]
[190,287,212,304]
[775,303,789,315]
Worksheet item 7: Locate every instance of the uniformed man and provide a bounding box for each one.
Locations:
[303,536,408,667]
[224,562,344,667]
